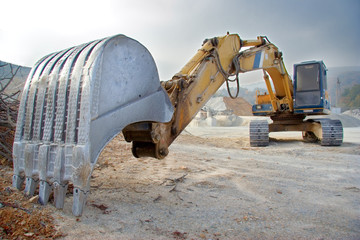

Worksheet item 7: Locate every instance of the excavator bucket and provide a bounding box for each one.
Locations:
[12,35,174,216]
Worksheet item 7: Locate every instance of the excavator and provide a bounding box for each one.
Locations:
[12,33,343,216]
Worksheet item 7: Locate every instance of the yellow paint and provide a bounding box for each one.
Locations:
[238,41,294,112]
[171,34,242,133]
[166,34,298,140]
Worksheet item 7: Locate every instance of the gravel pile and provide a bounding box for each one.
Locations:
[342,109,360,120]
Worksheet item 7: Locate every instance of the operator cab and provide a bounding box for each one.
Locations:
[293,60,330,115]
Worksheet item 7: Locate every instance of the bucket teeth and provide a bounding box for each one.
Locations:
[11,34,174,216]
[53,182,68,209]
[39,180,52,205]
[12,175,24,189]
[24,177,39,196]
[72,188,88,217]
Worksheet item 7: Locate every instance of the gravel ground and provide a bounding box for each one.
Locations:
[48,126,360,240]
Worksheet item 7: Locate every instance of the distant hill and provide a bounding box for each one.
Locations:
[0,60,31,99]
[327,66,360,107]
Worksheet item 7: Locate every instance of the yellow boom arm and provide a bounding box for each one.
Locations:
[124,34,295,159]
[124,34,242,158]
[236,37,294,112]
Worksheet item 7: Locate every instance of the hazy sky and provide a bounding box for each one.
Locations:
[1,0,359,86]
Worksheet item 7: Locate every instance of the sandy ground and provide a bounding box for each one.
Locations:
[48,126,360,240]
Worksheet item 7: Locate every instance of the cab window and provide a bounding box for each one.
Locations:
[296,64,320,91]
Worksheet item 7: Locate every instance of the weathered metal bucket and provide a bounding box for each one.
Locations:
[12,35,174,216]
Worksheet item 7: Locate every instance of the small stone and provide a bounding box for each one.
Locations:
[5,186,18,193]
[199,233,206,239]
[28,195,39,203]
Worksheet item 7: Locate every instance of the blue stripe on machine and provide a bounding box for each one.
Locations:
[253,51,262,69]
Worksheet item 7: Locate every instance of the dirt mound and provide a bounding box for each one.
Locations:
[223,97,252,116]
[337,114,360,127]
[205,97,227,111]
[342,109,360,120]
[307,113,360,127]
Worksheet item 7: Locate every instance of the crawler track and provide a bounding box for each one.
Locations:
[250,118,343,147]
[249,120,269,147]
[316,119,343,146]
